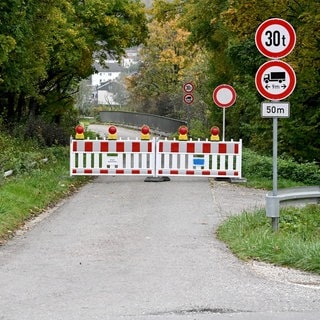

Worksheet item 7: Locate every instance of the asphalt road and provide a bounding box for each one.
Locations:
[0,127,319,320]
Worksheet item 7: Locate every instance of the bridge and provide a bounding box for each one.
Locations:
[99,110,187,134]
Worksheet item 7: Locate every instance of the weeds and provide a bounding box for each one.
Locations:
[242,148,320,187]
[0,147,90,242]
[217,205,320,274]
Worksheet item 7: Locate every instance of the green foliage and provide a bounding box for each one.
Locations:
[126,1,207,121]
[0,122,70,178]
[0,132,42,174]
[172,0,320,162]
[0,0,148,126]
[13,119,70,147]
[0,150,90,242]
[243,148,320,185]
[281,205,320,241]
[0,126,90,241]
[217,205,320,274]
[189,118,210,140]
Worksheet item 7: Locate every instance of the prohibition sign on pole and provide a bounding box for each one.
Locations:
[212,84,236,108]
[183,82,194,93]
[255,18,296,59]
[255,60,296,101]
[183,93,194,105]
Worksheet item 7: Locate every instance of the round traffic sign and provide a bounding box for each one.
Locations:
[255,60,296,100]
[183,93,194,104]
[255,18,296,59]
[183,82,194,93]
[213,84,236,108]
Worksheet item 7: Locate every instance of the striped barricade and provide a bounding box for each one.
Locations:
[70,138,242,179]
[155,139,242,178]
[70,138,156,176]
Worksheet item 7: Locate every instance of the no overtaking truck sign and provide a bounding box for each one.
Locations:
[255,60,296,101]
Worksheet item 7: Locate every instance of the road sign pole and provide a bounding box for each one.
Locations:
[255,18,296,231]
[272,116,279,231]
[222,108,226,141]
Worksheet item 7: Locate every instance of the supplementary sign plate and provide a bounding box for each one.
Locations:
[261,102,290,118]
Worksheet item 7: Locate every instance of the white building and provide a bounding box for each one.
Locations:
[122,48,139,68]
[91,61,124,86]
[89,48,139,105]
[96,81,118,105]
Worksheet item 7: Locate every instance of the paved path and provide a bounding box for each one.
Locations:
[0,127,319,320]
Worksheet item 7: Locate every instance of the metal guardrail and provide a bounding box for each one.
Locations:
[266,186,320,217]
[99,111,187,134]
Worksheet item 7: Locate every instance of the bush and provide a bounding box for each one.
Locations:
[19,118,70,147]
[0,125,69,178]
[242,149,273,179]
[189,119,209,140]
[243,148,320,185]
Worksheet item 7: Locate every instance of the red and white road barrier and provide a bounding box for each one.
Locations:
[70,139,155,176]
[70,138,242,179]
[156,139,241,178]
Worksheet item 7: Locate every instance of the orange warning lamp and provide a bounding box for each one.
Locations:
[108,125,117,140]
[210,126,220,141]
[75,124,85,139]
[178,125,188,141]
[141,125,150,140]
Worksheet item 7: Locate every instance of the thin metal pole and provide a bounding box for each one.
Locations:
[273,117,278,196]
[272,117,279,231]
[222,108,226,141]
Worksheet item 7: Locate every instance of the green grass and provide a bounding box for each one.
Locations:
[216,205,320,274]
[0,147,90,243]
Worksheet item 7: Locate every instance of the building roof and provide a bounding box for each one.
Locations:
[93,61,124,73]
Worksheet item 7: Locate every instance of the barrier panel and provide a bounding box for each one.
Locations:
[70,137,242,180]
[156,139,242,178]
[70,139,155,176]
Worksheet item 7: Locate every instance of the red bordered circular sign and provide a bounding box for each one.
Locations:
[213,84,236,108]
[255,60,296,100]
[183,82,194,93]
[255,18,296,59]
[183,93,194,104]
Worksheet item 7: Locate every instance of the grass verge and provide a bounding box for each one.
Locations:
[216,205,320,275]
[0,147,91,244]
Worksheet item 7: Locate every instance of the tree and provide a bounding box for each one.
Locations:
[178,0,320,161]
[0,0,148,129]
[126,0,204,119]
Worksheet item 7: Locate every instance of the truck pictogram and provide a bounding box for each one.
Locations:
[263,72,286,83]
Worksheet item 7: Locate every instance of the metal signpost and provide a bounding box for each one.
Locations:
[255,18,296,231]
[212,84,237,141]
